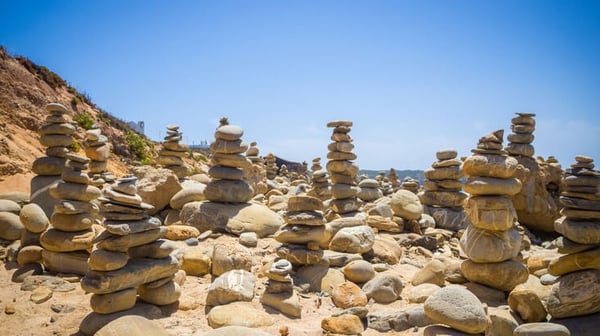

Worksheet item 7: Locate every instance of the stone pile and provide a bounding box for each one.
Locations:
[506,112,535,157]
[401,177,420,193]
[83,125,115,186]
[419,149,469,231]
[357,178,382,202]
[158,125,189,178]
[310,157,323,172]
[246,141,262,164]
[308,169,331,201]
[388,168,401,192]
[264,153,278,180]
[41,153,101,275]
[260,258,301,317]
[460,130,528,292]
[279,164,289,178]
[326,120,360,215]
[205,124,253,203]
[546,155,600,318]
[81,176,180,316]
[31,103,74,216]
[275,195,326,266]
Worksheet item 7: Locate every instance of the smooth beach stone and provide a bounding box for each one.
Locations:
[322,314,364,335]
[162,141,188,151]
[329,225,375,254]
[411,259,446,287]
[424,166,463,180]
[460,225,521,262]
[88,249,129,271]
[511,124,535,134]
[99,201,150,214]
[358,178,379,188]
[204,179,254,203]
[39,134,73,147]
[138,281,181,306]
[327,151,357,161]
[103,216,162,236]
[94,314,170,336]
[436,149,458,161]
[208,165,244,180]
[0,199,21,214]
[215,125,244,141]
[85,143,110,161]
[328,141,354,153]
[111,181,137,196]
[343,259,375,283]
[358,187,383,201]
[547,247,600,276]
[512,113,536,125]
[423,285,488,334]
[419,190,468,207]
[90,288,137,314]
[38,122,76,136]
[103,188,142,205]
[206,269,255,306]
[431,158,462,168]
[513,323,570,336]
[40,227,95,252]
[330,198,360,214]
[19,203,49,233]
[89,160,108,173]
[559,196,600,211]
[554,236,598,254]
[329,172,356,184]
[287,195,324,212]
[20,229,42,247]
[207,301,276,328]
[103,212,147,221]
[276,244,323,266]
[46,102,68,114]
[79,304,163,336]
[563,174,600,188]
[42,250,90,275]
[331,132,352,142]
[157,155,184,166]
[96,227,166,252]
[461,259,528,291]
[211,243,253,276]
[54,200,99,215]
[463,154,519,178]
[362,273,404,303]
[260,291,303,317]
[169,185,206,209]
[16,245,44,265]
[506,143,535,156]
[32,156,66,175]
[331,183,359,199]
[81,255,180,294]
[367,215,402,233]
[327,120,353,127]
[326,160,359,176]
[508,276,550,323]
[508,133,535,143]
[50,182,102,202]
[390,189,423,220]
[50,212,96,232]
[554,217,600,245]
[331,282,368,309]
[128,239,178,258]
[466,195,517,231]
[210,139,248,154]
[463,176,522,196]
[561,207,600,220]
[275,225,327,245]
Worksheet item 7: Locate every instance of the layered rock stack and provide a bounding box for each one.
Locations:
[507,113,561,232]
[357,178,382,202]
[388,168,401,192]
[265,153,278,180]
[311,157,323,172]
[308,169,331,201]
[459,130,528,292]
[260,258,301,317]
[546,155,600,318]
[83,125,115,187]
[326,120,360,215]
[246,141,262,164]
[158,125,189,179]
[419,149,469,231]
[82,176,180,316]
[41,153,101,275]
[205,124,254,203]
[275,195,326,266]
[244,141,268,196]
[31,103,75,216]
[401,177,420,193]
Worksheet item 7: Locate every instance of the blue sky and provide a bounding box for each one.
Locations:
[1,0,599,170]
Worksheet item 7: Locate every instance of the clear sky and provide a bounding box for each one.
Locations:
[1,0,599,170]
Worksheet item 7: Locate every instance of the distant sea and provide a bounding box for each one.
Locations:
[359,169,425,183]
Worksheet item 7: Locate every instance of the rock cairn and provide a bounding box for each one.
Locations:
[326,120,359,215]
[357,178,382,202]
[546,155,600,318]
[205,124,253,203]
[388,168,401,192]
[260,258,301,317]
[81,176,180,315]
[460,130,528,292]
[507,113,560,232]
[158,125,189,178]
[419,149,469,231]
[308,169,331,202]
[265,153,278,180]
[401,177,420,193]
[275,195,326,266]
[311,157,323,172]
[83,125,115,186]
[31,103,74,216]
[246,141,262,164]
[279,164,289,178]
[41,153,101,275]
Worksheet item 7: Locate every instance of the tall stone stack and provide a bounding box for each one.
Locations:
[275,195,326,266]
[546,155,600,318]
[308,169,331,201]
[265,153,278,180]
[31,103,75,216]
[83,125,115,186]
[326,120,360,215]
[388,168,401,193]
[81,176,180,316]
[40,153,102,275]
[205,124,254,203]
[158,125,189,179]
[507,113,561,232]
[419,149,469,231]
[260,259,301,317]
[459,130,528,292]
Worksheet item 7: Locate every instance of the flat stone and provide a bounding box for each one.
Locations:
[30,285,53,303]
[42,250,90,275]
[79,303,163,336]
[88,249,129,271]
[207,301,275,328]
[90,287,137,314]
[95,227,166,252]
[206,269,255,306]
[103,216,162,236]
[138,281,181,305]
[214,125,244,141]
[463,154,519,178]
[49,181,102,202]
[462,259,528,291]
[513,322,571,336]
[40,228,95,252]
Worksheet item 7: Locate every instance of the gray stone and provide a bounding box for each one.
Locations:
[423,284,487,334]
[206,269,255,306]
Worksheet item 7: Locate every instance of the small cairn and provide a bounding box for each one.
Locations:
[357,178,382,202]
[546,155,600,318]
[246,141,262,164]
[41,153,102,275]
[460,130,528,292]
[158,125,189,178]
[401,176,420,193]
[388,168,401,192]
[279,164,289,178]
[308,169,331,201]
[31,103,75,216]
[419,149,469,231]
[205,123,253,203]
[83,125,115,186]
[506,112,535,157]
[275,195,326,266]
[311,157,323,172]
[260,258,301,317]
[326,120,360,215]
[81,176,180,316]
[265,153,278,180]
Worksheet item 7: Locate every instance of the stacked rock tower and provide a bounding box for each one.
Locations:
[158,125,189,178]
[41,153,101,275]
[459,130,528,291]
[246,141,262,164]
[546,155,600,318]
[84,125,115,186]
[82,176,180,315]
[326,120,360,215]
[506,112,535,157]
[419,149,470,231]
[261,258,301,317]
[388,168,401,193]
[308,169,331,202]
[205,124,254,203]
[264,153,278,180]
[31,103,75,216]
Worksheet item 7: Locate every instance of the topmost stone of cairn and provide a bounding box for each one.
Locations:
[215,125,244,141]
[472,129,506,154]
[46,103,69,115]
[326,120,353,128]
